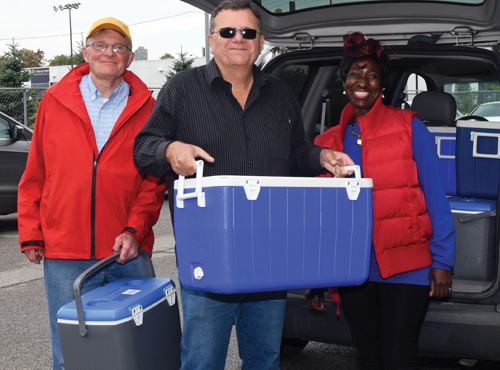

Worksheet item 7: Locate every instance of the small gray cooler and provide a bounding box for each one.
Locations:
[57,254,181,370]
[449,196,497,281]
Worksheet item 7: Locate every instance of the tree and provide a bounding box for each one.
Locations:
[20,48,45,67]
[165,48,196,80]
[73,39,85,66]
[48,54,72,66]
[453,83,476,114]
[0,42,33,87]
[280,66,309,98]
[160,53,174,60]
[0,42,39,126]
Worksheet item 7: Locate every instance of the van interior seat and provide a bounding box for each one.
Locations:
[411,91,457,127]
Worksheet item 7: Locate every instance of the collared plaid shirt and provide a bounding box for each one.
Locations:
[80,74,130,152]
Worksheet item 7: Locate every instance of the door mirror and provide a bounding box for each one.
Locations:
[12,125,25,140]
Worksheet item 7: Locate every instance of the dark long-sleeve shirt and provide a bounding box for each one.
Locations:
[134,59,323,180]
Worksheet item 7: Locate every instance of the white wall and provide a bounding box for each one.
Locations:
[128,57,206,89]
[27,57,207,90]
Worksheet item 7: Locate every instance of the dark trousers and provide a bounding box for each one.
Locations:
[339,282,430,370]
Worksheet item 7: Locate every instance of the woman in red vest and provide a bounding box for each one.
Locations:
[311,32,456,369]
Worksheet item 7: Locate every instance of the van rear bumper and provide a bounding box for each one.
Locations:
[283,292,500,361]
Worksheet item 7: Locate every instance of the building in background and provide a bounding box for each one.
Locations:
[26,57,207,98]
[135,46,148,61]
[30,68,50,88]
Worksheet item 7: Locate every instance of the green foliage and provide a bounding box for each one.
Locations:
[0,42,33,87]
[73,39,85,66]
[487,82,500,90]
[0,88,42,128]
[49,37,85,67]
[453,82,476,114]
[160,53,174,60]
[48,54,72,66]
[280,65,310,99]
[166,49,196,80]
[27,95,41,128]
[20,48,45,67]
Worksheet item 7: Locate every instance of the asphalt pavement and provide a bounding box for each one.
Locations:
[1,200,498,370]
[0,201,246,370]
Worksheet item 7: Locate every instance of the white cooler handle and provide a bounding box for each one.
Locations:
[344,165,360,179]
[343,165,362,201]
[435,136,456,159]
[470,131,500,159]
[176,160,206,208]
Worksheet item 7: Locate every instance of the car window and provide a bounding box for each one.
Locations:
[259,0,483,14]
[445,80,500,115]
[473,103,500,116]
[279,64,311,99]
[0,117,11,139]
[405,73,428,107]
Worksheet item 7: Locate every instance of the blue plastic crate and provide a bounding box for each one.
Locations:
[456,121,500,199]
[428,127,456,196]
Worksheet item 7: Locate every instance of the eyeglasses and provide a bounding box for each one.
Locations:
[86,41,130,54]
[212,27,260,40]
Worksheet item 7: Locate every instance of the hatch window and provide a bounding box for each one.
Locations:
[0,117,11,139]
[445,80,500,116]
[279,64,311,99]
[259,0,484,15]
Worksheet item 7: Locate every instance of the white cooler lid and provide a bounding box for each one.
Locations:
[174,174,373,190]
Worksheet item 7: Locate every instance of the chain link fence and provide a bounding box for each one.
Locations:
[450,90,500,115]
[0,87,47,128]
[406,89,500,115]
[5,86,499,129]
[0,87,164,129]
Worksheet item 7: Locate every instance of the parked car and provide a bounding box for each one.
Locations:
[184,0,500,362]
[468,101,500,121]
[0,111,32,215]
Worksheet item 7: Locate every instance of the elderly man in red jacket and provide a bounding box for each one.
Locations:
[17,17,165,370]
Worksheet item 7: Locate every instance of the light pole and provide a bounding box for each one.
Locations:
[53,3,81,69]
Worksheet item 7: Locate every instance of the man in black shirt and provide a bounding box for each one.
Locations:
[134,0,353,368]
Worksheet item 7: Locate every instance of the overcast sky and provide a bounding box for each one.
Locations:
[1,0,208,63]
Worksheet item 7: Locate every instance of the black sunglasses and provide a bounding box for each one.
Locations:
[212,27,260,40]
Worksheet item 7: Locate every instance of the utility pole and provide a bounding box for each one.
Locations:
[53,3,81,69]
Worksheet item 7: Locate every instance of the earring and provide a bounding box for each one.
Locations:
[343,90,346,95]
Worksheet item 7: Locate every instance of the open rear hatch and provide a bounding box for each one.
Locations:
[183,0,500,49]
[182,0,500,299]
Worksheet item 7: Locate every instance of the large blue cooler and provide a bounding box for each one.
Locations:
[448,196,497,282]
[427,126,456,196]
[174,161,373,294]
[57,255,181,370]
[456,120,500,199]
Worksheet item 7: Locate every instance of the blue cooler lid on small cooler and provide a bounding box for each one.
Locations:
[57,278,176,322]
[448,196,497,212]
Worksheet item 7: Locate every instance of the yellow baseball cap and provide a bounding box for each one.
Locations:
[86,17,132,47]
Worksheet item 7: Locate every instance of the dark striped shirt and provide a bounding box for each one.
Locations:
[133,59,323,179]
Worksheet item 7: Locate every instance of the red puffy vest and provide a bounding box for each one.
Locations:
[315,95,433,278]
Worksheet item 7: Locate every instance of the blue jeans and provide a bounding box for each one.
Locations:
[44,256,153,370]
[179,284,287,370]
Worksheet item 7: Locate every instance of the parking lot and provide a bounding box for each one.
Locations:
[0,200,498,369]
